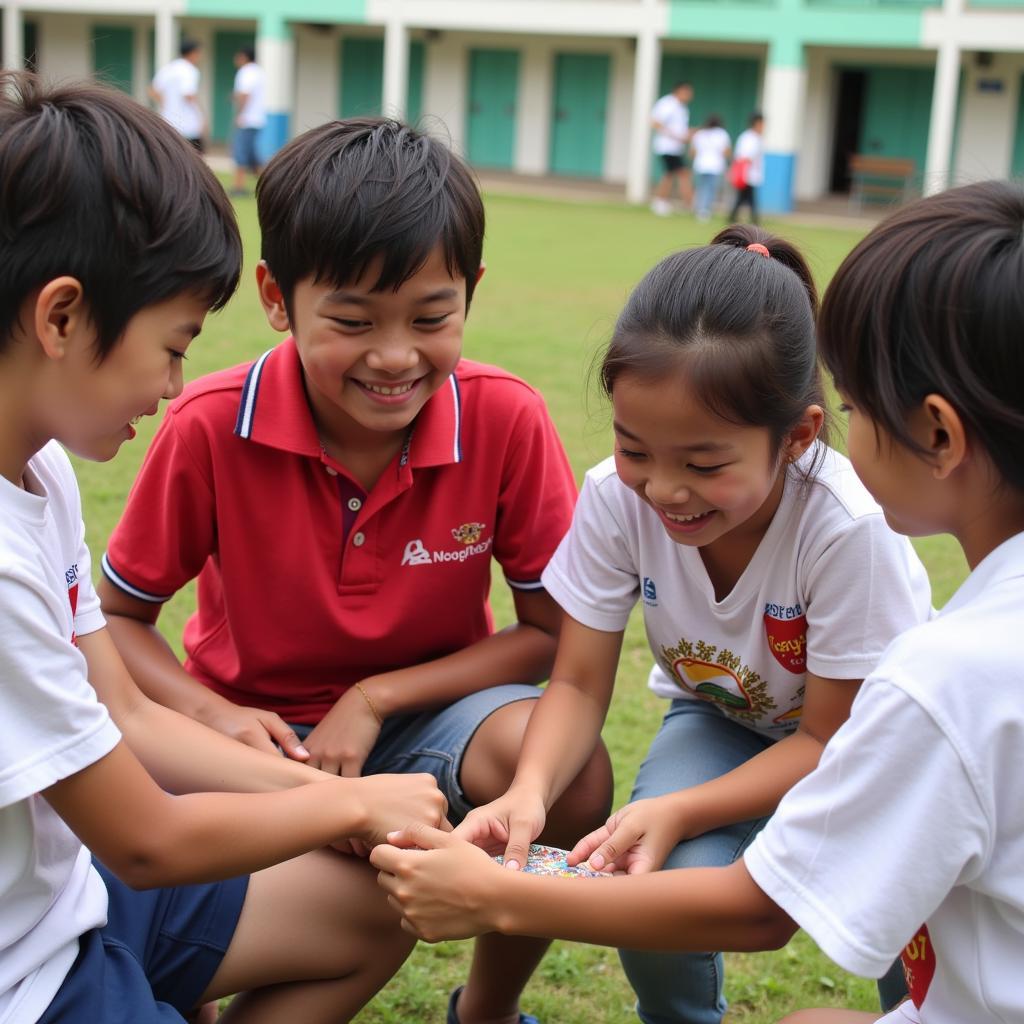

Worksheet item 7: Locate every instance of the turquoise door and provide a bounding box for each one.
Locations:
[550,53,610,178]
[213,30,255,143]
[467,48,519,169]
[92,25,134,94]
[340,37,384,118]
[858,66,934,179]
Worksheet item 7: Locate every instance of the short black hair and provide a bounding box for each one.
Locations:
[0,72,241,359]
[237,46,256,63]
[601,225,830,466]
[180,39,200,58]
[749,111,764,126]
[819,179,1024,493]
[256,117,485,314]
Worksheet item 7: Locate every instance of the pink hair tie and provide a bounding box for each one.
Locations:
[746,242,770,258]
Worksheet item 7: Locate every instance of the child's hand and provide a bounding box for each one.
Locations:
[568,796,684,875]
[304,685,383,776]
[453,787,548,870]
[351,773,452,848]
[199,701,310,761]
[372,824,507,941]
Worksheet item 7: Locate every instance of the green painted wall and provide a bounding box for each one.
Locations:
[185,0,365,35]
[1013,74,1024,177]
[340,36,383,117]
[667,0,928,68]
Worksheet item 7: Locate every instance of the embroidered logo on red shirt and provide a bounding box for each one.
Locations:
[901,923,936,1008]
[763,612,807,673]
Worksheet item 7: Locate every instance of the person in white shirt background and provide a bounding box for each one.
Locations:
[149,39,205,151]
[649,81,694,216]
[690,114,732,222]
[230,46,266,196]
[729,112,765,225]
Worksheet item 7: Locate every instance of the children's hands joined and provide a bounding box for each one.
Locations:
[453,787,548,870]
[352,774,452,849]
[304,685,382,776]
[569,796,684,874]
[199,702,310,761]
[371,824,505,941]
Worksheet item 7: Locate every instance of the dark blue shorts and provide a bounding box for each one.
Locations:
[231,127,261,170]
[38,860,248,1024]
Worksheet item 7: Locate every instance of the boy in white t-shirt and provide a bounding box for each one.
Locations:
[649,81,694,215]
[149,39,204,151]
[690,114,732,221]
[373,181,1024,1024]
[0,72,448,1024]
[230,46,266,196]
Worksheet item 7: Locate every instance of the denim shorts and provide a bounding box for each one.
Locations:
[38,860,248,1024]
[231,126,261,170]
[291,683,541,824]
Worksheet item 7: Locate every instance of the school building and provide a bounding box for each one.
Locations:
[3,0,1024,211]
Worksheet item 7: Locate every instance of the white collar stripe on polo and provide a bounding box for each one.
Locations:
[449,374,463,463]
[100,552,173,603]
[234,348,274,440]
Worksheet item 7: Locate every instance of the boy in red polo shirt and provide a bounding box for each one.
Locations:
[99,117,613,1024]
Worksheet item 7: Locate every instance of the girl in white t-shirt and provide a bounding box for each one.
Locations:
[443,225,931,1024]
[691,114,732,221]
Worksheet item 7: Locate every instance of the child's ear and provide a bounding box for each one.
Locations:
[32,277,87,360]
[919,393,966,480]
[782,404,825,462]
[255,261,291,333]
[474,263,486,286]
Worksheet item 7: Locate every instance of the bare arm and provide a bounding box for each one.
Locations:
[372,826,797,951]
[572,673,861,874]
[301,587,569,775]
[451,614,622,865]
[42,629,449,889]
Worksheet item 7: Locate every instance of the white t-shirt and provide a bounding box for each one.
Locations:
[733,128,764,186]
[152,57,202,140]
[541,446,931,739]
[233,61,266,129]
[0,443,120,1024]
[746,531,1024,1023]
[651,94,689,156]
[691,126,732,175]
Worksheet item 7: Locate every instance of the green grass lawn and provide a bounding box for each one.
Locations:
[72,192,967,1022]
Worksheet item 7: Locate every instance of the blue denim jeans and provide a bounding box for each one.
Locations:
[618,700,773,1024]
[694,172,722,219]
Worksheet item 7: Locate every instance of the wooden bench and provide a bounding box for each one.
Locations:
[848,154,917,211]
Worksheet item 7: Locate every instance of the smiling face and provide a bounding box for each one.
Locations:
[612,370,790,552]
[261,245,467,448]
[55,292,206,462]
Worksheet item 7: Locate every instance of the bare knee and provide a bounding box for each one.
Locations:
[459,699,536,807]
[541,741,613,846]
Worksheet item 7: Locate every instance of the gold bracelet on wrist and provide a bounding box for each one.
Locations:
[353,682,383,725]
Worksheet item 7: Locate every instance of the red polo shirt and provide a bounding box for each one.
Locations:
[103,340,577,724]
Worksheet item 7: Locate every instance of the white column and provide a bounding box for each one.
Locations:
[382,14,409,120]
[923,40,960,195]
[3,3,23,70]
[154,6,175,72]
[626,28,660,204]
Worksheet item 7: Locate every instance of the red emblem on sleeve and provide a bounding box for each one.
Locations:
[900,924,936,1008]
[763,613,807,673]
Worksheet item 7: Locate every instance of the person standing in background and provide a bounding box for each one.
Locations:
[149,39,204,151]
[690,114,732,222]
[649,82,693,216]
[729,112,765,225]
[230,46,266,197]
